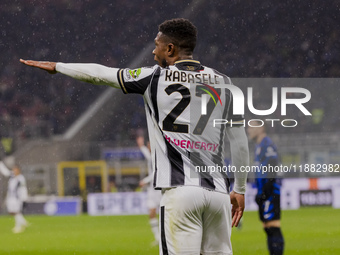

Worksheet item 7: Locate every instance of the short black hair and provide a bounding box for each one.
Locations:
[159,18,197,54]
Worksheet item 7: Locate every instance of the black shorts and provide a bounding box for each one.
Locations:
[255,193,281,222]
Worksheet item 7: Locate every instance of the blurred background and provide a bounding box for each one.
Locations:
[0,0,339,214]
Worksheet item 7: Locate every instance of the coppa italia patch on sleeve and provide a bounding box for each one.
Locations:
[128,68,142,79]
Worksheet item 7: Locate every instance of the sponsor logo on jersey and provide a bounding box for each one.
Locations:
[164,134,219,152]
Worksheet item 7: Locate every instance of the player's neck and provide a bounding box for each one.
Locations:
[168,53,193,66]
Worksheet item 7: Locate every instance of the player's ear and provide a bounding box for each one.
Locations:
[167,43,175,57]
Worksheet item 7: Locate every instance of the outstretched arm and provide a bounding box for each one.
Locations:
[20,59,120,88]
[0,161,11,177]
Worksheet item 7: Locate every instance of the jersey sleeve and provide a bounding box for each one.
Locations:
[226,126,249,194]
[56,63,120,88]
[117,65,160,94]
[0,161,11,177]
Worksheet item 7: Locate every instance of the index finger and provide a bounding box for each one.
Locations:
[232,210,243,227]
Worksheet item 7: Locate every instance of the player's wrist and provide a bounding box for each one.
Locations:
[55,62,61,72]
[231,189,245,195]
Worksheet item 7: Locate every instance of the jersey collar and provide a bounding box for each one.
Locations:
[174,59,204,71]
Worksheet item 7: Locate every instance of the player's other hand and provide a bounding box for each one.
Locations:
[230,190,245,227]
[20,59,57,74]
[139,180,146,187]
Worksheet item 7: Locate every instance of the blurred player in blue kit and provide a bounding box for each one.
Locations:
[247,121,284,255]
[0,161,29,233]
[20,18,249,254]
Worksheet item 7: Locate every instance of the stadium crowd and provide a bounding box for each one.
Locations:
[0,0,339,147]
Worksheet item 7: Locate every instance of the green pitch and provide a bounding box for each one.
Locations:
[232,207,340,255]
[0,207,339,255]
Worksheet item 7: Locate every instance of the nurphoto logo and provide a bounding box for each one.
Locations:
[199,78,312,128]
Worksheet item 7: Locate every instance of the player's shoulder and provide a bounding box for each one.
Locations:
[201,64,227,74]
[203,65,232,84]
[261,136,275,146]
[17,174,26,183]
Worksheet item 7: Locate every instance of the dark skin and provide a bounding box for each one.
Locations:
[19,59,57,73]
[20,31,245,227]
[152,32,193,67]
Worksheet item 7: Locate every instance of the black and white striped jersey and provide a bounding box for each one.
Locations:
[7,174,27,201]
[118,60,243,194]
